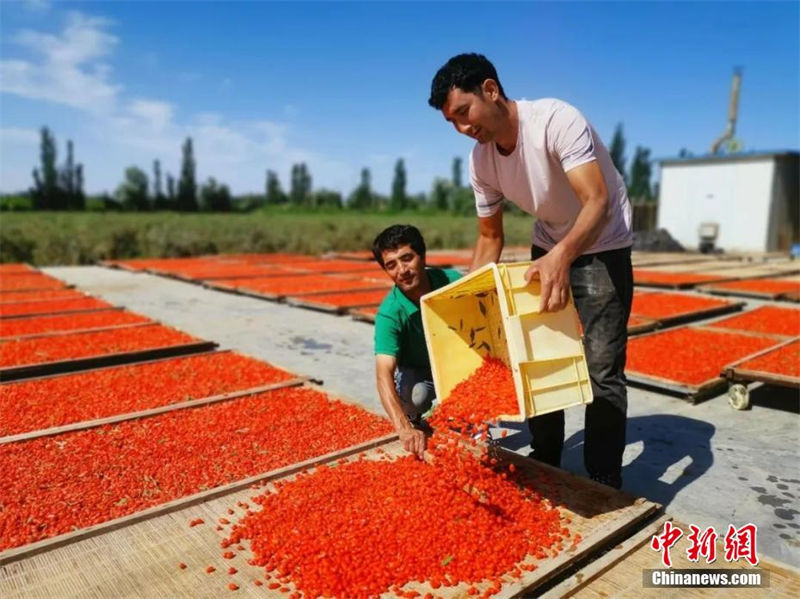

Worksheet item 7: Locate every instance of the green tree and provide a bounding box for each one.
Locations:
[609,123,627,184]
[265,169,286,204]
[73,163,85,210]
[152,159,168,209]
[31,127,59,210]
[452,156,463,188]
[61,140,75,207]
[348,167,373,210]
[628,146,653,201]
[176,137,198,211]
[289,163,312,205]
[390,158,407,211]
[449,186,475,215]
[166,173,176,207]
[200,177,232,212]
[430,177,451,211]
[116,167,150,211]
[313,189,343,209]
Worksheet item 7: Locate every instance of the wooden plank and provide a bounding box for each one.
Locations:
[627,317,658,336]
[0,291,90,306]
[538,515,672,599]
[0,348,232,386]
[723,337,800,388]
[279,284,389,299]
[0,432,399,568]
[0,439,659,598]
[0,377,309,445]
[651,301,745,329]
[625,371,722,403]
[350,307,377,323]
[550,518,800,598]
[0,306,117,321]
[699,286,783,300]
[0,341,218,382]
[0,320,153,342]
[284,297,345,314]
[286,296,383,314]
[0,284,74,294]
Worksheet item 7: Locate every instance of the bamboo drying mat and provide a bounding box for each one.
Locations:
[0,440,659,598]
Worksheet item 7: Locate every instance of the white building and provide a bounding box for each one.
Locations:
[657,151,799,252]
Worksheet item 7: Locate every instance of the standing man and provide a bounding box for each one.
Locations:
[372,224,462,458]
[428,53,633,488]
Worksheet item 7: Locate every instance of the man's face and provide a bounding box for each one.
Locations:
[380,244,425,294]
[441,82,501,144]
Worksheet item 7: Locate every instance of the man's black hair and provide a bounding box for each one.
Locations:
[428,53,507,110]
[372,224,426,268]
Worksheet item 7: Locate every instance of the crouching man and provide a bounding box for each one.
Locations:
[372,224,462,458]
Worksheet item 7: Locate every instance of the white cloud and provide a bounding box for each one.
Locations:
[1,12,120,113]
[127,99,174,133]
[0,127,39,145]
[0,10,354,195]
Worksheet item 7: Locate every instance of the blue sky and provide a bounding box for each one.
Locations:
[1,0,797,197]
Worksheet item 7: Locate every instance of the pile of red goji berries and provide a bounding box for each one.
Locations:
[626,327,780,385]
[633,270,725,287]
[0,387,392,550]
[0,310,151,338]
[221,253,316,265]
[0,274,66,291]
[0,263,35,274]
[0,297,111,317]
[0,324,199,367]
[157,264,281,279]
[429,357,520,430]
[296,289,388,309]
[289,260,383,275]
[0,352,296,435]
[712,305,800,337]
[0,289,85,303]
[709,278,800,296]
[630,291,732,321]
[225,274,390,296]
[222,358,565,598]
[735,340,799,378]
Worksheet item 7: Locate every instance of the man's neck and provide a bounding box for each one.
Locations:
[494,100,518,156]
[402,269,431,304]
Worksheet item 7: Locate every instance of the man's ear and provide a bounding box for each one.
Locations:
[482,79,500,101]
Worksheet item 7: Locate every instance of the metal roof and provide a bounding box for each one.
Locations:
[658,150,799,167]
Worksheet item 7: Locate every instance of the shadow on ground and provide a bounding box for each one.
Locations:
[499,414,715,508]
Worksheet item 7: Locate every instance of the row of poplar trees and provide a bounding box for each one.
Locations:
[28,124,653,211]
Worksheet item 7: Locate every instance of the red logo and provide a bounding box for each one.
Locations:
[650,522,759,567]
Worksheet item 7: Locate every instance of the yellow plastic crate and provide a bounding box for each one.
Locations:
[420,261,592,422]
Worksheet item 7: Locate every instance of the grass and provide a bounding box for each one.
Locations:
[0,209,535,266]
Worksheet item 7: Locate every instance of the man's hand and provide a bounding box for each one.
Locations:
[399,425,427,458]
[525,248,571,312]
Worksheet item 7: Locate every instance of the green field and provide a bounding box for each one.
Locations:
[0,210,535,266]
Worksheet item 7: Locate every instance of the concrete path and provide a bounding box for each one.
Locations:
[43,266,800,567]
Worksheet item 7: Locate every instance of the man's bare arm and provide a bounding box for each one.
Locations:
[525,160,610,312]
[469,210,505,272]
[375,354,426,457]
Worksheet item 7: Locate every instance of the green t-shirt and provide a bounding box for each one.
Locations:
[374,267,462,369]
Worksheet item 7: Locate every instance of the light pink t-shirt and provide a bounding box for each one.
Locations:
[470,98,632,253]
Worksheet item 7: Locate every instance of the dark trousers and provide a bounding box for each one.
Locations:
[528,245,633,489]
